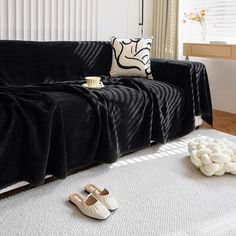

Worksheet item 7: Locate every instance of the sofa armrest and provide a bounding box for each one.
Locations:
[151,58,213,126]
[151,59,192,89]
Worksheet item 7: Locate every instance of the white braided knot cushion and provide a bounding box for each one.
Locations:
[188,136,236,176]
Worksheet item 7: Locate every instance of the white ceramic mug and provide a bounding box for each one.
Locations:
[85,76,103,88]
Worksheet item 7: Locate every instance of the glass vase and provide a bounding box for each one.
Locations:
[200,21,206,42]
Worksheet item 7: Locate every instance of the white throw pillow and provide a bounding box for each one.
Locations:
[110,36,153,78]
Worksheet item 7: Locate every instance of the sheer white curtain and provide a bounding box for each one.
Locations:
[0,0,98,41]
[152,0,179,59]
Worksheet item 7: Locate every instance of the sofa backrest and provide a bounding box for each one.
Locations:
[0,40,112,86]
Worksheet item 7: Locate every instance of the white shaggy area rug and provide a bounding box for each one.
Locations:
[1,128,236,236]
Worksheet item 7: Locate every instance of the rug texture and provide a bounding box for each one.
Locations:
[1,129,236,236]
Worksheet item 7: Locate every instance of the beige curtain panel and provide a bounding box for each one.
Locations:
[152,0,179,59]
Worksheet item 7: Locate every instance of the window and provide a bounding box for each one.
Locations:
[182,0,236,43]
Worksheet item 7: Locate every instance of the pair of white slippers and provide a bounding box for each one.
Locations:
[69,184,118,220]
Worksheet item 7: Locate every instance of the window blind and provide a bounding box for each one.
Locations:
[182,0,236,43]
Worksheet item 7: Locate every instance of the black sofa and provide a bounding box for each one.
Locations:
[0,40,212,190]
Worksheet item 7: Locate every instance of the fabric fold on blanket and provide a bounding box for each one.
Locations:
[0,87,66,187]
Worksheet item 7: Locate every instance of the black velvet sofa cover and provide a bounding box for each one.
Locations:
[0,40,212,189]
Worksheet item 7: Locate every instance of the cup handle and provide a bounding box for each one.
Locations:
[99,81,104,86]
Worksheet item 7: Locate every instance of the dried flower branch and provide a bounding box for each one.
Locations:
[183,9,207,41]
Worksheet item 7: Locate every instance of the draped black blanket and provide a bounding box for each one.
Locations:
[0,76,197,189]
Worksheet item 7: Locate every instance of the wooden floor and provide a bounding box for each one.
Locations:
[203,110,236,136]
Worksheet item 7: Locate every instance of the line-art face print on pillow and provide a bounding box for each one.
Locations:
[110,37,153,78]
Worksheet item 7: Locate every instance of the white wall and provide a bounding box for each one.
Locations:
[97,0,140,40]
[0,0,147,41]
[197,58,236,114]
[179,0,236,114]
[0,0,152,41]
[97,0,153,40]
